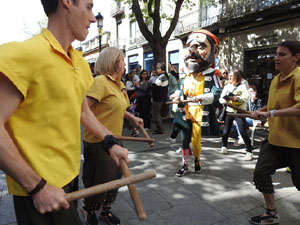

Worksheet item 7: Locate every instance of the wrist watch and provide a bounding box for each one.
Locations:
[269,109,276,117]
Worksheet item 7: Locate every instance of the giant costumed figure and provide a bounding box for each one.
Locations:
[176,29,222,176]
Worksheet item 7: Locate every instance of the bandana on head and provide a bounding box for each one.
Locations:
[192,29,220,46]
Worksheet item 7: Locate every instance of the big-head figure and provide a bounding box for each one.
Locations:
[176,29,222,176]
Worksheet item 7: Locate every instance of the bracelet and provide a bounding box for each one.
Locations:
[269,109,276,117]
[103,135,118,153]
[28,178,47,196]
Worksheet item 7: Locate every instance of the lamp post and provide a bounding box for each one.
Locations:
[95,12,104,52]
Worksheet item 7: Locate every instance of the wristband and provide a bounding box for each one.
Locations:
[269,110,276,117]
[28,178,47,196]
[103,135,118,153]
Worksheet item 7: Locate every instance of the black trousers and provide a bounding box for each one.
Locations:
[253,139,300,193]
[13,177,82,225]
[222,115,253,152]
[82,141,122,211]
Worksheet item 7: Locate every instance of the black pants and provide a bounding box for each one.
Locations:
[82,141,122,211]
[253,139,300,193]
[137,95,152,129]
[222,116,253,152]
[13,177,82,225]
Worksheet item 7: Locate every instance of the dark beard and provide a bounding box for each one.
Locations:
[185,52,214,73]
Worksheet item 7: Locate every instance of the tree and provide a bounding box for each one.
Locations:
[118,0,217,66]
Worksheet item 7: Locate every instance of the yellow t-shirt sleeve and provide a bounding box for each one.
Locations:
[86,76,106,102]
[293,76,300,109]
[0,42,31,97]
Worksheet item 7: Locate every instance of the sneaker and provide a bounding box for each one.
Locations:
[100,209,120,225]
[233,139,242,147]
[131,129,139,137]
[176,164,188,177]
[249,211,279,225]
[194,158,201,173]
[144,128,149,131]
[81,207,98,225]
[238,137,244,145]
[166,137,176,143]
[244,152,253,161]
[220,146,228,154]
[175,147,182,154]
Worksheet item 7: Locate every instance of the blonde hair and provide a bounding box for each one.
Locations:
[95,47,125,75]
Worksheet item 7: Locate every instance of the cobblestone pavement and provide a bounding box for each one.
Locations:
[1,119,299,225]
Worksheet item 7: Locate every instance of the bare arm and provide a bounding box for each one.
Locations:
[0,73,68,213]
[80,96,129,165]
[249,106,300,120]
[124,111,144,127]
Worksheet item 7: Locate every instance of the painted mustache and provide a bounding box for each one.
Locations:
[185,52,203,60]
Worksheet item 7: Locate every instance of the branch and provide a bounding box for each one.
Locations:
[132,0,153,40]
[153,0,162,37]
[162,0,185,44]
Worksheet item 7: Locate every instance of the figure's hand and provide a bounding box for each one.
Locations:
[109,145,129,166]
[193,95,203,103]
[32,184,69,214]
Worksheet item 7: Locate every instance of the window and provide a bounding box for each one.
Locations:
[168,50,179,72]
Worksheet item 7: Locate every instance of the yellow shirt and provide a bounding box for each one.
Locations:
[0,28,93,196]
[183,73,205,121]
[83,75,129,142]
[267,67,300,148]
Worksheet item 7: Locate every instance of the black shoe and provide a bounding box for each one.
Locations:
[100,210,120,225]
[249,209,279,225]
[194,158,201,173]
[131,129,139,137]
[176,164,188,177]
[81,207,98,225]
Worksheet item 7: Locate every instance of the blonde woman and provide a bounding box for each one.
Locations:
[81,47,143,225]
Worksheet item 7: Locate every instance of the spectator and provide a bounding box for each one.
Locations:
[152,62,169,135]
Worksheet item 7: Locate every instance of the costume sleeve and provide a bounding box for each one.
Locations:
[0,42,32,98]
[198,74,222,105]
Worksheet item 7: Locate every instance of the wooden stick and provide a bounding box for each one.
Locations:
[114,136,155,143]
[65,170,156,202]
[226,113,250,118]
[120,159,147,220]
[138,125,154,147]
[166,99,193,104]
[225,103,249,114]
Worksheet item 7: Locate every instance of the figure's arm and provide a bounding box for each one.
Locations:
[80,96,129,165]
[0,73,69,213]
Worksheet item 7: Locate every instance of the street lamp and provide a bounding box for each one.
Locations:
[95,12,104,52]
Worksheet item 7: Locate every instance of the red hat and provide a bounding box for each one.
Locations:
[192,29,220,46]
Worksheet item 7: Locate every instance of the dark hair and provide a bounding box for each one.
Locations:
[278,41,300,65]
[41,0,78,16]
[139,70,149,80]
[156,62,166,71]
[231,70,242,83]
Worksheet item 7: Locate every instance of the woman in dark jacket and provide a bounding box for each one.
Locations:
[135,70,152,130]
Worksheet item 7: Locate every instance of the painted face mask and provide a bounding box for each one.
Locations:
[184,32,217,73]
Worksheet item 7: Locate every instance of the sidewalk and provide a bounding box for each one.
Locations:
[1,119,299,225]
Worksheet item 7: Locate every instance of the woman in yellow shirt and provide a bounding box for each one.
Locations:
[81,47,143,225]
[249,41,300,225]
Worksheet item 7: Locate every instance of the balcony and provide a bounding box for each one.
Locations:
[111,2,124,18]
[109,38,126,50]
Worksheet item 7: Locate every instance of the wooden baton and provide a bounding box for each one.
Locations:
[120,159,147,220]
[64,170,156,202]
[226,113,250,118]
[166,99,193,104]
[138,124,154,147]
[114,136,155,143]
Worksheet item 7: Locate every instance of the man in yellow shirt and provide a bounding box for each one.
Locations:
[0,0,128,224]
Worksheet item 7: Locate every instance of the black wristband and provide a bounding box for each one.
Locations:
[28,178,47,196]
[103,135,118,153]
